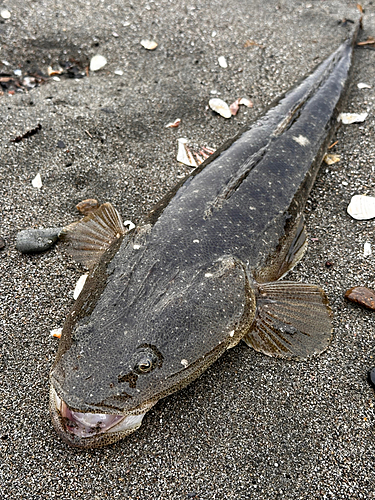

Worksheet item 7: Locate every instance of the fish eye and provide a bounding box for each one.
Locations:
[132,345,161,375]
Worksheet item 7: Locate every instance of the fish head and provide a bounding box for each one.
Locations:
[50,252,255,448]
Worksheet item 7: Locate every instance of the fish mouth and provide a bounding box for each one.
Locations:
[49,386,145,448]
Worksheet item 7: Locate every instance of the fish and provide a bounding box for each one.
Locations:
[49,26,358,448]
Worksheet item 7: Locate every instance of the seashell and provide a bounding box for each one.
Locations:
[357,83,371,89]
[0,9,11,19]
[323,153,340,165]
[338,112,368,124]
[76,199,100,215]
[32,173,42,189]
[141,40,158,50]
[177,138,197,167]
[90,55,107,71]
[347,194,375,220]
[209,98,231,119]
[74,274,88,300]
[218,56,228,68]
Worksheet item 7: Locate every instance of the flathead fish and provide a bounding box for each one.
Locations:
[50,27,358,447]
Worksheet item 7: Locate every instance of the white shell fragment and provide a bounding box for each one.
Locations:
[166,118,181,128]
[323,153,340,165]
[32,173,42,189]
[90,54,107,72]
[177,138,198,167]
[74,274,88,300]
[347,195,375,220]
[124,220,136,231]
[0,9,11,19]
[14,69,22,77]
[338,112,368,124]
[114,69,124,76]
[218,56,228,68]
[209,98,231,119]
[230,97,254,115]
[140,40,158,50]
[50,328,63,339]
[357,83,372,89]
[364,242,372,257]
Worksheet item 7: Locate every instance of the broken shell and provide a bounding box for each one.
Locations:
[47,66,63,76]
[347,194,375,220]
[177,138,198,167]
[323,153,340,165]
[50,328,63,339]
[32,173,42,189]
[344,286,375,310]
[141,40,158,50]
[114,69,124,76]
[0,9,10,19]
[209,98,231,119]
[238,97,253,107]
[124,220,136,231]
[218,56,228,68]
[76,199,100,215]
[166,118,181,128]
[90,54,107,72]
[364,242,372,257]
[338,112,368,124]
[357,83,372,89]
[74,274,88,300]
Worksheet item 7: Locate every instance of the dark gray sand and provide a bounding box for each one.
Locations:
[1,1,375,498]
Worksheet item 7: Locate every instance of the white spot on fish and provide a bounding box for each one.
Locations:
[292,135,310,146]
[181,359,188,368]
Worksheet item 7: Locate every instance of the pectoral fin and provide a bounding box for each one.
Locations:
[60,203,126,269]
[254,216,307,283]
[243,281,332,359]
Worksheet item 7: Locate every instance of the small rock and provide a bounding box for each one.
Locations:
[140,40,158,50]
[368,367,375,388]
[344,286,375,310]
[76,198,100,215]
[218,56,228,68]
[57,140,66,149]
[16,227,62,253]
[0,236,5,250]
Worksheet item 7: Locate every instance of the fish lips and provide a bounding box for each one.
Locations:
[49,385,150,448]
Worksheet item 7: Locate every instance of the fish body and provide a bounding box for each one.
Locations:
[50,30,357,448]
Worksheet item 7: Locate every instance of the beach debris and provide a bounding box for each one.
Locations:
[13,69,22,77]
[124,220,136,231]
[74,274,88,300]
[177,138,197,167]
[344,286,375,310]
[10,124,42,143]
[90,55,107,72]
[141,40,158,50]
[57,140,66,149]
[323,153,340,165]
[0,9,10,19]
[177,138,215,167]
[357,36,375,46]
[209,98,231,119]
[364,242,372,257]
[0,236,5,250]
[166,118,181,128]
[339,112,368,124]
[358,82,372,89]
[114,69,124,76]
[32,173,43,189]
[50,328,63,339]
[76,199,100,215]
[16,227,62,253]
[229,97,253,116]
[218,56,228,68]
[347,194,375,220]
[244,39,265,48]
[47,66,63,76]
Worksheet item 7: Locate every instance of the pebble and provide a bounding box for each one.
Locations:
[0,9,11,19]
[90,54,107,71]
[76,198,100,214]
[344,286,375,310]
[16,227,62,253]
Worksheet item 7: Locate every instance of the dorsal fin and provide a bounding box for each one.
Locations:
[61,203,126,269]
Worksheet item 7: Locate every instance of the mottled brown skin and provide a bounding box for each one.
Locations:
[50,31,357,448]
